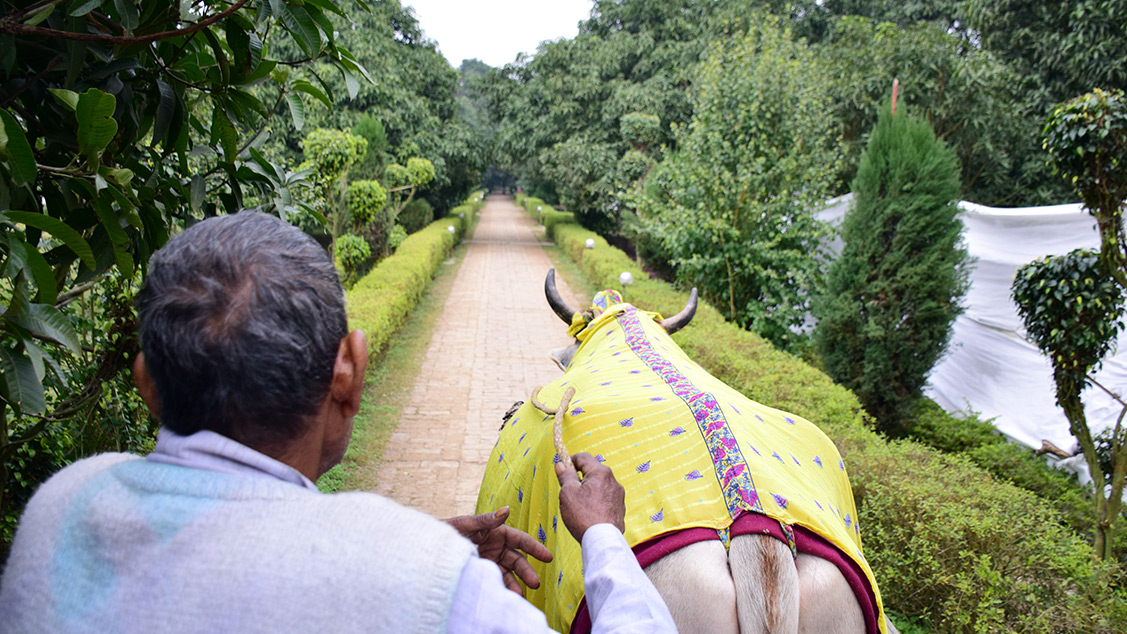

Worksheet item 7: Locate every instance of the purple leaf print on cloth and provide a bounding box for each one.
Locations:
[732,404,742,415]
[748,444,761,456]
[553,515,558,532]
[595,454,606,463]
[669,427,685,436]
[619,417,634,427]
[600,381,612,386]
[651,509,664,522]
[792,456,801,466]
[523,447,530,457]
[637,461,652,473]
[814,456,823,468]
[686,470,703,480]
[571,407,585,416]
[553,453,561,464]
[537,525,547,544]
[839,459,845,471]
[773,494,788,509]
[844,514,852,529]
[518,488,523,502]
[629,370,641,374]
[772,451,784,463]
[498,453,504,463]
[650,397,664,402]
[785,417,796,425]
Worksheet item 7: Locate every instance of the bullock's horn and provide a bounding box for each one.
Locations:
[545,269,577,325]
[661,288,698,335]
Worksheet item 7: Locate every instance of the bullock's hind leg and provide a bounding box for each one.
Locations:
[644,541,739,634]
[729,534,800,634]
[794,553,864,634]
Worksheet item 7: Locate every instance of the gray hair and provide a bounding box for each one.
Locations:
[135,212,348,449]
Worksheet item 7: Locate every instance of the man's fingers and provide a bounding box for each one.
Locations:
[556,459,580,487]
[502,570,523,596]
[506,550,542,589]
[506,527,553,563]
[570,452,603,476]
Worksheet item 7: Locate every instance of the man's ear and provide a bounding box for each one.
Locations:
[330,329,368,418]
[133,353,163,421]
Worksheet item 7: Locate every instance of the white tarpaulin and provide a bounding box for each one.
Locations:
[817,195,1127,481]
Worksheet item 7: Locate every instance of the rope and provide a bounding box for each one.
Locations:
[530,385,576,467]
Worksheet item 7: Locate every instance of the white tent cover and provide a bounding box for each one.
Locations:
[817,195,1126,482]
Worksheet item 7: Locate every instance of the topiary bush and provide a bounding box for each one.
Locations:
[399,198,435,234]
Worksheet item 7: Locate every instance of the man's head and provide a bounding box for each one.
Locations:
[134,212,353,460]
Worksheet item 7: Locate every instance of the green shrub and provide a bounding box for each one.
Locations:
[905,399,1002,454]
[388,225,408,251]
[542,209,576,237]
[548,221,1127,633]
[815,104,968,431]
[399,198,435,233]
[346,180,388,225]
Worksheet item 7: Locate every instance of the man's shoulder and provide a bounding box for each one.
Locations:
[27,452,140,504]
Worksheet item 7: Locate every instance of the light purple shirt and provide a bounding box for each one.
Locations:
[149,430,676,633]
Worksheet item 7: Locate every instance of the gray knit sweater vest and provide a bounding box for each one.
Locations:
[0,453,477,633]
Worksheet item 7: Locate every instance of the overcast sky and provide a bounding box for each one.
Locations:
[404,0,595,68]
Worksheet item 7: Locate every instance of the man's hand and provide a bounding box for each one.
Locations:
[445,507,553,596]
[556,452,626,543]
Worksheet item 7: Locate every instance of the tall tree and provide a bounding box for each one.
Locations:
[633,17,841,350]
[815,103,968,430]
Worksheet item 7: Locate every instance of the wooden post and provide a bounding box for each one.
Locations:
[891,78,900,115]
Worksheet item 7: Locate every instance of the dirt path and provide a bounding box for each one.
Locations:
[372,195,581,518]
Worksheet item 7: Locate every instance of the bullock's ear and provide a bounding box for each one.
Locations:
[550,343,579,371]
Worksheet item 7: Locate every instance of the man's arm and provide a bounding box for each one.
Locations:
[445,453,676,633]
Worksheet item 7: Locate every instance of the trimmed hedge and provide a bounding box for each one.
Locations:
[346,192,482,360]
[549,221,1127,633]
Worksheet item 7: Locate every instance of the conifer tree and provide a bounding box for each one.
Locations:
[815,103,968,430]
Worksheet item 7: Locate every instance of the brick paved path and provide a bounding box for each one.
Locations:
[373,195,582,518]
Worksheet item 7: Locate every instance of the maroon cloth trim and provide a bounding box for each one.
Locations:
[569,514,880,634]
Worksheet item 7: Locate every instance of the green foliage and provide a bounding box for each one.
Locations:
[406,157,436,188]
[351,115,391,182]
[905,399,1002,454]
[818,16,1060,206]
[399,198,435,234]
[346,180,388,225]
[335,233,371,271]
[388,225,408,251]
[384,163,411,189]
[964,0,1127,116]
[1012,250,1125,382]
[619,113,662,150]
[302,128,369,187]
[549,220,1127,632]
[1043,89,1127,290]
[633,18,840,351]
[815,105,968,430]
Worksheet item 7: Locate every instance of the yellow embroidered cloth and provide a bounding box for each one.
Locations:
[476,302,885,633]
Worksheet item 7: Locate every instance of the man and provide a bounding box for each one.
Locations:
[0,212,676,633]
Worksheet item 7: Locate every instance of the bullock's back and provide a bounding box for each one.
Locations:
[477,304,879,631]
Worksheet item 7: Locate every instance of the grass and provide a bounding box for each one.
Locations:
[317,221,476,493]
